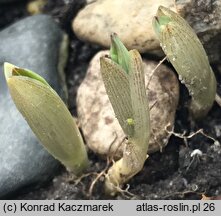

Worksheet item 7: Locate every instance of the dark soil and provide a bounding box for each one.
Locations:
[1,0,221,200]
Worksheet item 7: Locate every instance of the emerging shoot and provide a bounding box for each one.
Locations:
[100,34,150,195]
[153,6,217,119]
[4,63,88,175]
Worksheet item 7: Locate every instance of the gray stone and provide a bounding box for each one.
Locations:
[0,15,68,198]
[73,0,221,62]
[77,51,179,158]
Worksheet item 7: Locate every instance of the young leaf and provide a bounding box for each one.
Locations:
[100,34,150,195]
[100,57,133,136]
[4,62,88,174]
[153,6,217,118]
[128,49,150,146]
[110,32,130,73]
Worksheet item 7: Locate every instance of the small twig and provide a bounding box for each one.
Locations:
[147,56,167,87]
[215,93,221,108]
[149,100,158,111]
[166,125,218,146]
[108,132,126,158]
[88,156,112,197]
[151,128,165,152]
[115,184,136,199]
[88,166,109,197]
[70,172,97,186]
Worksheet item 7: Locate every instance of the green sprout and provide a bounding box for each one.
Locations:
[100,33,150,195]
[4,62,89,175]
[110,33,130,73]
[152,6,217,119]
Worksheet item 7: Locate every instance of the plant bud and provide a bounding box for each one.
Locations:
[4,62,88,174]
[153,6,217,118]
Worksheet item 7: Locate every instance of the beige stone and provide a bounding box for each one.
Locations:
[74,0,221,62]
[77,51,179,158]
[73,0,175,54]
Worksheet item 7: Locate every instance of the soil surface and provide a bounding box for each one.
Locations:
[1,0,221,200]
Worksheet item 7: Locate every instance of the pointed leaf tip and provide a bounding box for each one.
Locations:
[152,6,217,118]
[110,33,130,73]
[3,63,89,174]
[152,6,172,37]
[4,62,15,80]
[3,62,49,86]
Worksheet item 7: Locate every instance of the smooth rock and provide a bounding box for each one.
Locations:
[73,0,221,62]
[77,51,179,158]
[0,15,68,198]
[73,0,174,55]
